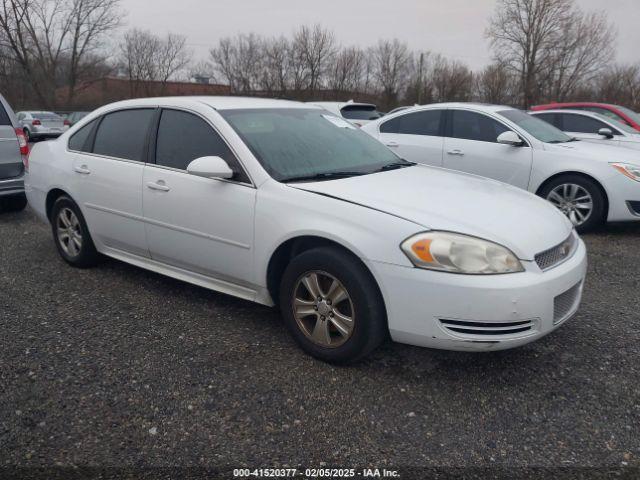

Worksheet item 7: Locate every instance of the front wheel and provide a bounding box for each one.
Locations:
[539,175,606,233]
[279,247,387,364]
[50,196,100,268]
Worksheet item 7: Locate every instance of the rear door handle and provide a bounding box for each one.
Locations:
[447,149,464,156]
[146,181,170,192]
[73,165,91,174]
[385,141,399,148]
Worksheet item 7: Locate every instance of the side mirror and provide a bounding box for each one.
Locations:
[598,128,614,139]
[187,156,234,180]
[497,131,525,146]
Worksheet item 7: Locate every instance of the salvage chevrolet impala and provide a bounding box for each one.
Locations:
[25,97,587,363]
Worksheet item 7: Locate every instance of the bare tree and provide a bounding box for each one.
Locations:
[119,29,192,96]
[327,46,365,94]
[65,0,122,105]
[487,0,574,107]
[260,36,290,94]
[475,62,516,104]
[430,55,474,102]
[293,24,336,94]
[371,39,411,108]
[0,0,121,108]
[541,10,616,101]
[209,33,262,93]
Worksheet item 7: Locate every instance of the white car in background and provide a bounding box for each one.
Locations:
[362,103,640,232]
[307,100,383,127]
[25,97,586,363]
[530,109,640,151]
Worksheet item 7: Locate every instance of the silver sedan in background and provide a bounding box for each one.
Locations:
[17,111,69,142]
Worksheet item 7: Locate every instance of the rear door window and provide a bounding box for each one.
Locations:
[380,110,443,136]
[449,110,510,143]
[93,109,155,161]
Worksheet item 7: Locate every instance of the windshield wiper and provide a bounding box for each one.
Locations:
[378,161,416,171]
[281,171,368,183]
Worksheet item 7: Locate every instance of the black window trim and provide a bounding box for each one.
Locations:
[147,106,254,187]
[377,107,447,137]
[444,108,531,147]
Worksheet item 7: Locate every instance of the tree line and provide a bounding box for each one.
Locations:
[1,0,639,112]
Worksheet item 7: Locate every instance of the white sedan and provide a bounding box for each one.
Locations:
[362,103,640,232]
[530,109,640,151]
[25,97,587,363]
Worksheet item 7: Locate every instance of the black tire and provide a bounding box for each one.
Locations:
[50,195,100,268]
[538,174,606,233]
[1,193,27,212]
[23,128,30,142]
[279,246,387,364]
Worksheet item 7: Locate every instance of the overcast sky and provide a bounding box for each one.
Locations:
[119,0,640,71]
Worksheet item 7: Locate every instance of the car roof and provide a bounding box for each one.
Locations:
[532,102,619,110]
[93,96,318,112]
[530,109,604,117]
[400,102,516,114]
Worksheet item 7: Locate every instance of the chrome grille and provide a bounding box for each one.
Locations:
[535,233,577,271]
[439,319,536,338]
[554,282,582,324]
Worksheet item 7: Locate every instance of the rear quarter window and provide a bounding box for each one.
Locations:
[68,119,98,152]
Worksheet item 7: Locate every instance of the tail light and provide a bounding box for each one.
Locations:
[32,119,41,126]
[63,119,70,126]
[15,128,30,170]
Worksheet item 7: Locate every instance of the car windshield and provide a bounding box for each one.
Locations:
[219,108,407,182]
[616,106,640,126]
[499,109,573,143]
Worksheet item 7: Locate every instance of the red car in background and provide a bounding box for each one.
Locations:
[531,103,640,132]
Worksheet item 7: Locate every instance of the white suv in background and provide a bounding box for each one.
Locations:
[362,103,640,232]
[307,100,383,127]
[530,109,640,151]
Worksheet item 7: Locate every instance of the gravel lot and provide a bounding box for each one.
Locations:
[1,207,639,477]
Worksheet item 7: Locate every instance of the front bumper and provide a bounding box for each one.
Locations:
[0,175,25,197]
[368,239,588,352]
[605,172,640,221]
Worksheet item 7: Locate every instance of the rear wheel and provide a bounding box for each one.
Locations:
[50,196,100,268]
[23,128,30,142]
[539,174,606,233]
[279,247,387,364]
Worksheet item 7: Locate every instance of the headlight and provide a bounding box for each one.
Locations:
[400,231,524,274]
[611,163,640,182]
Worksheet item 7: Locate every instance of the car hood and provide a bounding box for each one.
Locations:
[292,166,573,260]
[544,140,640,164]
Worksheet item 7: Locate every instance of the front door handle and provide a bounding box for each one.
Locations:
[73,165,91,174]
[146,181,170,192]
[385,141,399,148]
[447,149,464,156]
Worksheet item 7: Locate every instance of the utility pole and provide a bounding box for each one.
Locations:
[417,52,424,105]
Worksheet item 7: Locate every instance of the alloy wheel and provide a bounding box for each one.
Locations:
[56,207,83,257]
[546,183,593,227]
[292,271,355,348]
